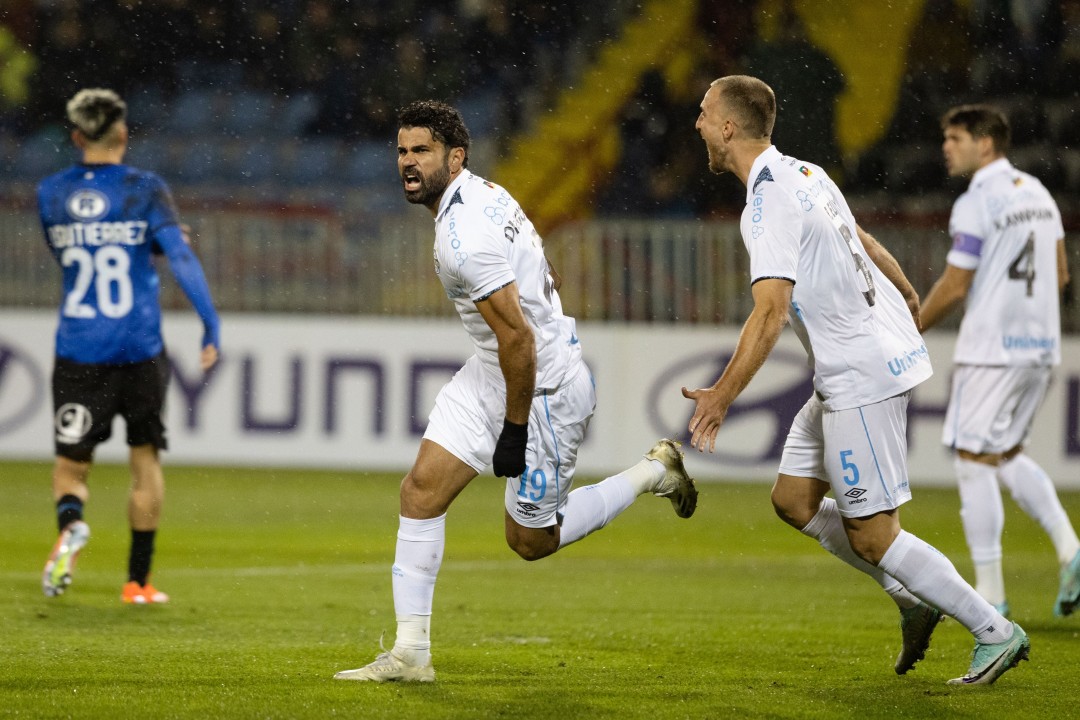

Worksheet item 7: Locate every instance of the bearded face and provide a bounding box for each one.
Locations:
[398,126,455,210]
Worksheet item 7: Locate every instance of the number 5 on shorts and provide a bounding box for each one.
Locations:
[840,449,860,486]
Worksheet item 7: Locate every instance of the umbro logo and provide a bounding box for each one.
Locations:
[844,488,867,499]
[517,502,541,512]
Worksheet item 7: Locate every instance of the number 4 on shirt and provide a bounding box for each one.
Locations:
[1008,232,1035,297]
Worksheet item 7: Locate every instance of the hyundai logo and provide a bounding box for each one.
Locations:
[646,347,813,466]
[0,340,47,436]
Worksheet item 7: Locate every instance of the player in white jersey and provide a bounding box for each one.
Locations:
[920,103,1080,619]
[334,100,698,683]
[683,76,1028,685]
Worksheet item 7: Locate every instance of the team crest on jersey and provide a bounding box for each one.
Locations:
[799,166,812,177]
[66,189,110,221]
[483,181,495,188]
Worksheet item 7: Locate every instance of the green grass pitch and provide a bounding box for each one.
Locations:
[2,460,1078,719]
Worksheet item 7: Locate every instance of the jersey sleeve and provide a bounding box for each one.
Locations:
[747,180,801,284]
[946,191,984,270]
[144,174,181,249]
[157,218,221,349]
[461,208,516,302]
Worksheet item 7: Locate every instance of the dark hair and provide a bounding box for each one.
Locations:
[397,100,470,167]
[712,75,776,139]
[941,104,1011,154]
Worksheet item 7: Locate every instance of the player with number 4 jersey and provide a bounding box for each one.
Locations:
[37,88,220,605]
[921,104,1080,621]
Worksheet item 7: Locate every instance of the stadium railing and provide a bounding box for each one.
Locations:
[2,194,1076,331]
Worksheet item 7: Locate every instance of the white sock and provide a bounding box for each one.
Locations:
[391,514,445,663]
[558,471,641,548]
[800,498,919,609]
[879,530,1011,644]
[627,458,666,494]
[955,457,1006,604]
[998,454,1080,566]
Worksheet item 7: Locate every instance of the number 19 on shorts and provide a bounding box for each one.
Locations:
[516,466,548,501]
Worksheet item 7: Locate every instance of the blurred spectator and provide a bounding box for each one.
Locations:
[598,64,742,220]
[27,2,88,127]
[697,0,756,77]
[969,0,1062,94]
[600,69,681,216]
[289,0,339,90]
[304,30,374,139]
[1049,0,1080,95]
[886,0,973,145]
[740,2,845,173]
[462,0,528,133]
[242,8,294,94]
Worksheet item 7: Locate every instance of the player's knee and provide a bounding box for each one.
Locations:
[504,525,558,561]
[770,485,813,529]
[400,472,448,517]
[508,540,550,561]
[848,537,886,566]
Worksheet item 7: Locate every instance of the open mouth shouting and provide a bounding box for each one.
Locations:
[402,167,422,195]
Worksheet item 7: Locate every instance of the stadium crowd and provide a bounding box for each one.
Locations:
[0,0,1077,216]
[0,0,622,142]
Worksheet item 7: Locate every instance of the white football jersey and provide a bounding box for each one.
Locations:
[432,169,581,391]
[947,158,1063,366]
[741,147,932,410]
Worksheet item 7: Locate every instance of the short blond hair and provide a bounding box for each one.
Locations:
[711,76,776,139]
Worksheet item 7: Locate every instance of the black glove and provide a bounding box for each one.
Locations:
[492,419,528,478]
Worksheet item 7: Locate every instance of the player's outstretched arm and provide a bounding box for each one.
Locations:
[857,225,921,329]
[681,278,792,453]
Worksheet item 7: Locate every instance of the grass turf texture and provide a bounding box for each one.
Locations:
[2,461,1078,719]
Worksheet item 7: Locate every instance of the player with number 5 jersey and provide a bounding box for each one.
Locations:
[36,88,220,605]
[684,76,1028,686]
[737,137,931,410]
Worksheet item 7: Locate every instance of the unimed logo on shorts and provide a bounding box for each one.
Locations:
[55,403,92,444]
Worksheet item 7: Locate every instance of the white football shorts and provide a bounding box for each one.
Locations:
[942,364,1051,455]
[779,393,913,518]
[423,354,596,529]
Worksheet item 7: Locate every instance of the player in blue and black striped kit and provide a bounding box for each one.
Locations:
[38,88,221,604]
